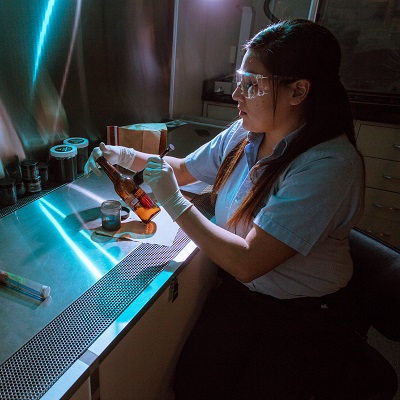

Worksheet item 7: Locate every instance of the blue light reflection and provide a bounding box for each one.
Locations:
[38,198,118,280]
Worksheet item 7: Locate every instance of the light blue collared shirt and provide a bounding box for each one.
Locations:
[185,120,364,299]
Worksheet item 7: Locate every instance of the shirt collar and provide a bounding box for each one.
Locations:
[245,125,305,168]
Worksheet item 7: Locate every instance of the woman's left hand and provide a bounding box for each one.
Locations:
[143,156,192,221]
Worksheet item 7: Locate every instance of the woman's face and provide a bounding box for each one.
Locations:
[232,50,291,134]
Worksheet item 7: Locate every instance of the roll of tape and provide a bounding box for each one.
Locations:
[121,206,130,220]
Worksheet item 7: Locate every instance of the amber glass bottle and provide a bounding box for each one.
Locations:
[96,156,160,224]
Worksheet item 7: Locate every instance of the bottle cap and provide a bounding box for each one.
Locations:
[63,137,89,149]
[40,285,51,298]
[20,159,38,168]
[0,177,16,188]
[50,144,78,158]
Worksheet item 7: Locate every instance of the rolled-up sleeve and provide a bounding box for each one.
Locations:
[185,121,247,184]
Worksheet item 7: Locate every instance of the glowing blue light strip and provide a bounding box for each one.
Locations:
[33,0,56,86]
[39,198,119,279]
[53,0,82,131]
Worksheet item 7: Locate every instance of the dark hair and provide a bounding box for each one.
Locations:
[212,19,359,230]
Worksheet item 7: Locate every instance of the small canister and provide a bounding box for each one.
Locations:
[50,144,78,183]
[37,162,49,188]
[20,159,39,180]
[24,176,42,193]
[63,137,89,173]
[15,179,26,197]
[0,177,17,206]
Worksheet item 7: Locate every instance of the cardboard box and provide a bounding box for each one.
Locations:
[107,123,167,154]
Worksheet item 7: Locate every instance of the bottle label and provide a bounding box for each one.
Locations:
[124,194,139,208]
[133,187,155,209]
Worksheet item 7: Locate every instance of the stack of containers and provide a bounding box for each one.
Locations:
[20,159,42,194]
[1,137,89,206]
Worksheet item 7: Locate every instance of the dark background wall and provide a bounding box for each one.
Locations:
[0,0,173,172]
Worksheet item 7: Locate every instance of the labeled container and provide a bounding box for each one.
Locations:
[50,144,77,183]
[101,200,122,231]
[0,177,17,206]
[63,137,89,173]
[24,176,42,193]
[20,159,39,180]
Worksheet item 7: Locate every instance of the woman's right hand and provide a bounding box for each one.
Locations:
[84,142,136,177]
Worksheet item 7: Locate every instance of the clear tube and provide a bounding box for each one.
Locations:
[0,270,50,301]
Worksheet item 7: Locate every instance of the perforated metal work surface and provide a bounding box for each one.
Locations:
[0,191,214,400]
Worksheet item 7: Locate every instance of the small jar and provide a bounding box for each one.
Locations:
[37,162,49,188]
[101,200,122,231]
[50,144,78,183]
[63,137,89,173]
[0,177,17,206]
[20,159,39,180]
[24,176,42,193]
[15,179,26,197]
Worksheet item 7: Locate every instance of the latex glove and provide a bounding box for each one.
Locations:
[143,156,192,222]
[84,142,136,177]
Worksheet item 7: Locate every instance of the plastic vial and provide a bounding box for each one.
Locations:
[0,270,50,300]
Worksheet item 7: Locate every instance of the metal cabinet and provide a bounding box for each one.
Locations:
[202,100,239,122]
[98,251,218,400]
[355,120,400,249]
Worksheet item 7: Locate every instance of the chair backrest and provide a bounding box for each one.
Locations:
[349,229,400,341]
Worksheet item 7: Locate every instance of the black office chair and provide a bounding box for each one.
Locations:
[321,229,400,400]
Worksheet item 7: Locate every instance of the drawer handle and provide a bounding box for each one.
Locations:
[382,175,400,181]
[366,229,391,237]
[373,203,400,211]
[393,144,400,150]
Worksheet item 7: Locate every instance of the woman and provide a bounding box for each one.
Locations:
[85,19,364,399]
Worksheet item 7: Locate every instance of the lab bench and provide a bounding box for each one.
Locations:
[0,173,217,400]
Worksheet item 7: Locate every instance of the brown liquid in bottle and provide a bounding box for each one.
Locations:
[96,156,160,224]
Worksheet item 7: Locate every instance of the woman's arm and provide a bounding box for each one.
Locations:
[144,156,297,282]
[124,152,197,186]
[176,206,297,282]
[84,143,197,186]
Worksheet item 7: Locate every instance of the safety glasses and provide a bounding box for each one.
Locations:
[235,69,298,99]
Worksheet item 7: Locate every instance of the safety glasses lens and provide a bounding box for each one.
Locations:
[236,71,258,98]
